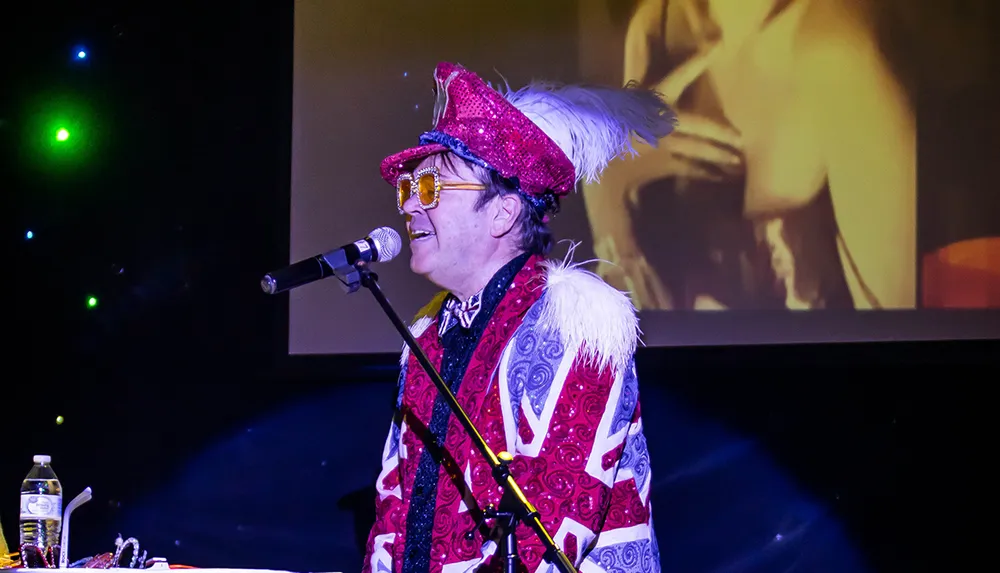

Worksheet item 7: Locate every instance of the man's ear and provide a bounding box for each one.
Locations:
[489,193,522,238]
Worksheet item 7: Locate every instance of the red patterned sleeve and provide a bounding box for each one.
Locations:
[500,345,654,572]
[362,408,406,573]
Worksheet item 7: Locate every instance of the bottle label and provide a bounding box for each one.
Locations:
[20,494,62,520]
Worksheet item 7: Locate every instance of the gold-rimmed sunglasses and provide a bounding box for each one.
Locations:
[396,165,486,213]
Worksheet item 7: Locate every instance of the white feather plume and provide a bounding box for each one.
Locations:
[535,246,641,375]
[502,81,677,184]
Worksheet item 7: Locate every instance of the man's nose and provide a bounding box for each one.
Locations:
[402,192,423,215]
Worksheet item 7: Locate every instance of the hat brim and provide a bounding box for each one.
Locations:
[380,143,449,187]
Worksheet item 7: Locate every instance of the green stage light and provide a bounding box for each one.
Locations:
[17,92,102,176]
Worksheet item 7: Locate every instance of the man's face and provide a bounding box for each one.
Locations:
[401,153,494,289]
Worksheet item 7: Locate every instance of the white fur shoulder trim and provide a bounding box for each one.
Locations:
[399,291,448,367]
[536,253,641,375]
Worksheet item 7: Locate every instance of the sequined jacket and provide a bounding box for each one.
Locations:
[362,255,659,573]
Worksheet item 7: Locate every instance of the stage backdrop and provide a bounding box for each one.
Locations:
[289,0,999,353]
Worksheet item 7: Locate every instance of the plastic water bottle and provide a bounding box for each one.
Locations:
[19,454,63,550]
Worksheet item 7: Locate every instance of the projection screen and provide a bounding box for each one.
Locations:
[289,0,999,354]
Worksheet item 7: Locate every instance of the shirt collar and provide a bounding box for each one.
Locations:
[437,252,531,337]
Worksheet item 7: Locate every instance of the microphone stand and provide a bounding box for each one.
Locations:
[343,261,577,573]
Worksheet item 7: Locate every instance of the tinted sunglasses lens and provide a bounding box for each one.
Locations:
[417,174,437,206]
[397,179,412,207]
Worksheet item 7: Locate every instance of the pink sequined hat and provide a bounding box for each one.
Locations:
[380,61,677,205]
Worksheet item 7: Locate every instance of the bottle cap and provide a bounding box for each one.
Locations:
[33,454,52,464]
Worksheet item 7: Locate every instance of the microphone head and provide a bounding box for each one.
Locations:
[368,226,402,262]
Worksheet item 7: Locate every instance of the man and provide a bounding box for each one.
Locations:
[363,61,675,573]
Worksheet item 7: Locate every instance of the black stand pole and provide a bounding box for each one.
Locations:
[348,262,577,573]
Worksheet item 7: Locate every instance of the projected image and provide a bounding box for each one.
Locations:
[581,0,916,311]
[290,0,998,353]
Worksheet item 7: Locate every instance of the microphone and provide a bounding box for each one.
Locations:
[260,226,402,295]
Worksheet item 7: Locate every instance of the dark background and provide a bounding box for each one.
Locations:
[2,1,996,572]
